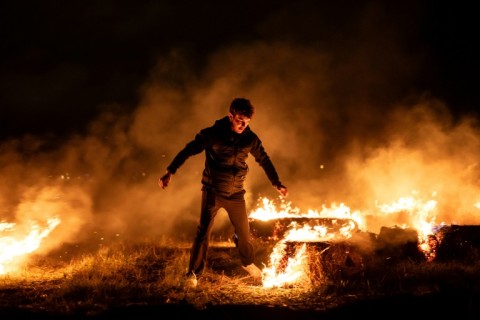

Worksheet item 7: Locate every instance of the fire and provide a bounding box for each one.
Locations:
[250,197,360,288]
[262,242,311,288]
[249,196,365,230]
[375,193,438,259]
[249,192,448,288]
[0,216,61,275]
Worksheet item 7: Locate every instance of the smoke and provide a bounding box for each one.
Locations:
[1,1,479,253]
[345,101,480,231]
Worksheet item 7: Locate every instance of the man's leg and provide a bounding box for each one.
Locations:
[224,191,255,267]
[225,192,262,282]
[188,190,219,275]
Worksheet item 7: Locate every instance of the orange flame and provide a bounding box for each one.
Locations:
[375,193,438,258]
[251,197,359,288]
[250,192,448,288]
[0,217,61,274]
[262,242,311,288]
[249,196,365,230]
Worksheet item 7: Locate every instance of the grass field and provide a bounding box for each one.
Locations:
[1,234,480,319]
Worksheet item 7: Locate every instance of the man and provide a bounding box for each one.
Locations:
[158,97,288,287]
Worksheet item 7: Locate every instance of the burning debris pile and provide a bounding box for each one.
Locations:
[248,196,480,289]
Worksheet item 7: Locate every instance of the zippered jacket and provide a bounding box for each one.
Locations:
[166,116,282,197]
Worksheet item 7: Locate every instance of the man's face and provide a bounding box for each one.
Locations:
[229,113,251,134]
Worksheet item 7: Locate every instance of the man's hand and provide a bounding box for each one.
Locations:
[158,171,172,189]
[274,183,288,197]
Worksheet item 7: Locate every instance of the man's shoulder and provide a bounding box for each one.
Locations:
[201,117,229,132]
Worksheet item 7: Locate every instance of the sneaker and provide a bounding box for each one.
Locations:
[242,263,262,282]
[184,273,198,288]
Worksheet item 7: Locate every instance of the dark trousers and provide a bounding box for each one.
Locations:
[187,189,254,275]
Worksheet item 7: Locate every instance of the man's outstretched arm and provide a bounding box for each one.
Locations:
[158,132,206,190]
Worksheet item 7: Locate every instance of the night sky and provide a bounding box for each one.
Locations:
[1,1,479,141]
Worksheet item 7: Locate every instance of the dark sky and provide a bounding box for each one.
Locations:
[1,0,479,141]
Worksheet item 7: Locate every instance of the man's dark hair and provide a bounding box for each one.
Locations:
[229,98,255,118]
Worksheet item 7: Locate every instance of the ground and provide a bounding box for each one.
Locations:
[1,237,480,319]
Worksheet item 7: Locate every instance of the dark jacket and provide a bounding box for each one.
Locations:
[167,116,282,197]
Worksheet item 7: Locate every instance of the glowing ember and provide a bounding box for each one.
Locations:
[0,217,61,274]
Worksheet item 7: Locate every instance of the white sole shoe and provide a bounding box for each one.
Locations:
[242,263,262,281]
[184,274,198,288]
